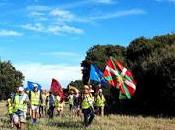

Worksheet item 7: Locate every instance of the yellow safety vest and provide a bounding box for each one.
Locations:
[81,95,93,109]
[68,95,74,105]
[31,91,40,106]
[14,94,27,112]
[42,94,47,106]
[7,98,13,114]
[95,95,105,107]
[55,99,59,107]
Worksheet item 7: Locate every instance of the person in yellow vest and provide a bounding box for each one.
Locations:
[94,88,106,116]
[6,93,15,128]
[68,92,74,112]
[40,89,47,117]
[81,85,95,127]
[29,84,42,124]
[13,87,29,130]
[55,95,64,116]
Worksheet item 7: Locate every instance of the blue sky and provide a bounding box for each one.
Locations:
[0,0,175,89]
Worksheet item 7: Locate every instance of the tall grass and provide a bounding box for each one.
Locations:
[0,101,175,130]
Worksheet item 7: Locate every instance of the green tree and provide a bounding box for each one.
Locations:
[0,60,24,99]
[68,80,84,92]
[127,34,175,112]
[81,45,126,85]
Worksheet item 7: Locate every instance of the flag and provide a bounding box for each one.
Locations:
[90,64,107,85]
[104,57,136,99]
[50,78,64,99]
[115,61,136,97]
[26,81,42,91]
[103,57,119,87]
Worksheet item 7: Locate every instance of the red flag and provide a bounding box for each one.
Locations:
[104,57,136,99]
[103,57,119,87]
[115,61,136,96]
[50,78,64,99]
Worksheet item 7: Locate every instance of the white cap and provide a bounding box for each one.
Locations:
[89,89,94,93]
[18,87,24,92]
[99,89,103,93]
[33,84,38,88]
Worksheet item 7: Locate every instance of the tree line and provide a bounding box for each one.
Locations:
[81,33,175,116]
[1,33,175,115]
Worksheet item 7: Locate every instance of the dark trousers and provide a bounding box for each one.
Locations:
[40,106,47,116]
[48,105,54,118]
[69,104,73,111]
[82,108,95,127]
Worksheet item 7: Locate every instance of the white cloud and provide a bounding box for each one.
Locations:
[89,9,146,20]
[21,23,45,32]
[57,0,115,9]
[29,11,45,17]
[15,63,82,89]
[21,23,84,35]
[0,30,22,36]
[50,9,75,19]
[48,25,84,34]
[24,4,145,36]
[43,52,80,57]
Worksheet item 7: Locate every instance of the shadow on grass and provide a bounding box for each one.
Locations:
[47,120,83,129]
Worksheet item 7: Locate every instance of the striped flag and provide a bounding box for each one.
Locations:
[104,57,136,99]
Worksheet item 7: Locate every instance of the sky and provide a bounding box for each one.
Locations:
[0,0,175,89]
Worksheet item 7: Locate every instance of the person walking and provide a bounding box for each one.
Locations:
[81,85,95,127]
[68,92,74,113]
[40,89,47,117]
[6,93,15,128]
[94,89,106,116]
[46,91,55,118]
[13,87,29,130]
[73,92,81,117]
[55,95,64,116]
[29,84,42,124]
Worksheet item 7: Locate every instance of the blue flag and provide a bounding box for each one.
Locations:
[90,64,107,85]
[26,81,42,91]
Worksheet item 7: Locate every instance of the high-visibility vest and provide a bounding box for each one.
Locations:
[42,94,47,106]
[68,95,74,105]
[95,95,105,107]
[14,94,27,112]
[7,98,13,114]
[81,95,93,109]
[31,91,40,106]
[55,99,59,107]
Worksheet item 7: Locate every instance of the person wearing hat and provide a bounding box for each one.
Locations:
[29,84,42,124]
[40,89,47,117]
[94,88,106,116]
[13,86,29,130]
[68,92,74,113]
[81,85,95,127]
[55,95,64,116]
[73,91,81,117]
[46,91,55,118]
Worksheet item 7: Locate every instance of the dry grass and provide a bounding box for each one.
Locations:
[0,101,175,130]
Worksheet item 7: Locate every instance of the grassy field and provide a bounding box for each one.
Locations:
[0,101,175,130]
